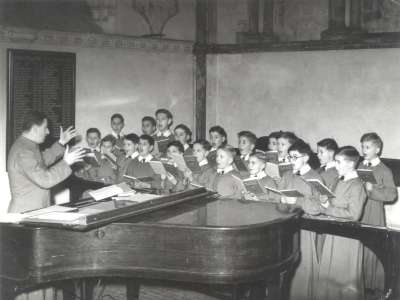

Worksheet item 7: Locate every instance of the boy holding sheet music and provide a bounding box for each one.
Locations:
[311,146,366,300]
[358,133,397,293]
[154,109,175,155]
[212,146,244,199]
[185,139,216,190]
[317,138,339,188]
[161,141,187,192]
[117,133,140,182]
[96,134,119,184]
[242,152,277,202]
[174,124,193,156]
[276,139,323,300]
[124,135,162,190]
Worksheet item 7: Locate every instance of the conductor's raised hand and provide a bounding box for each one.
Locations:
[64,145,86,165]
[59,126,78,146]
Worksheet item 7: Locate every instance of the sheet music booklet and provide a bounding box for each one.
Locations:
[264,186,304,198]
[357,168,377,184]
[305,179,335,198]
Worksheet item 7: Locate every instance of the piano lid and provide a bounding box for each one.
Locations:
[20,188,217,231]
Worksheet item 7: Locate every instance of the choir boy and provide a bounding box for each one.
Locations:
[97,135,119,184]
[268,131,283,151]
[312,146,366,300]
[243,152,277,202]
[237,131,257,165]
[208,125,228,167]
[74,128,102,180]
[277,131,298,163]
[163,141,187,192]
[174,124,193,155]
[187,139,216,190]
[212,145,244,199]
[109,113,125,151]
[277,139,323,300]
[125,135,161,190]
[317,138,339,188]
[154,108,175,155]
[142,116,157,136]
[359,132,397,293]
[117,133,140,182]
[86,128,102,152]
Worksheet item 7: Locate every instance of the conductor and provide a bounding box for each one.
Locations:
[7,111,86,213]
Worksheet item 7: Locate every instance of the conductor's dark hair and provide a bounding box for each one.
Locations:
[193,139,212,151]
[140,134,155,146]
[111,113,124,123]
[167,140,185,154]
[209,125,228,146]
[155,108,173,120]
[317,138,339,153]
[22,111,47,132]
[101,134,117,146]
[142,116,156,127]
[86,128,101,138]
[238,131,257,145]
[289,139,320,170]
[336,146,361,166]
[124,133,140,145]
[360,132,383,156]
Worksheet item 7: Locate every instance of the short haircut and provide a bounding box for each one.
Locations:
[209,125,228,146]
[140,134,155,146]
[86,127,101,138]
[269,131,283,140]
[101,134,117,146]
[255,136,270,152]
[111,113,124,123]
[142,116,156,127]
[167,140,184,153]
[217,145,237,159]
[336,146,360,165]
[155,108,173,120]
[360,132,383,155]
[22,111,47,132]
[238,130,257,145]
[317,138,338,153]
[288,139,312,156]
[174,124,192,142]
[289,139,320,169]
[193,139,212,151]
[124,133,139,144]
[279,131,298,146]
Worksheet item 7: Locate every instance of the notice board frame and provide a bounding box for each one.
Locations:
[6,49,76,155]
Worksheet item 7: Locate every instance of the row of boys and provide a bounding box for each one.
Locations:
[76,108,397,300]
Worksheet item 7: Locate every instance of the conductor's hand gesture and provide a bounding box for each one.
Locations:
[59,126,78,146]
[64,146,86,165]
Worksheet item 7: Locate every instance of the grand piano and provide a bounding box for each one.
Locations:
[0,184,301,300]
[2,175,400,300]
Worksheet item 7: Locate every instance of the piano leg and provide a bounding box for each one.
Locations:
[126,279,140,300]
[74,279,95,300]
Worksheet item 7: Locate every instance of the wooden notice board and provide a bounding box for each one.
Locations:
[7,49,76,152]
